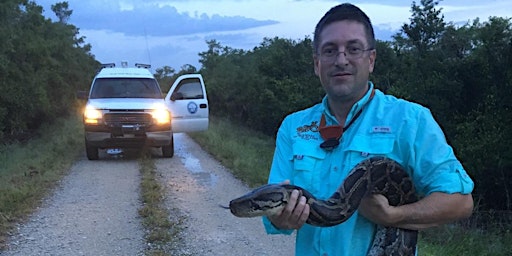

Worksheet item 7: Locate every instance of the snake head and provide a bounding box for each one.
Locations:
[229,184,289,218]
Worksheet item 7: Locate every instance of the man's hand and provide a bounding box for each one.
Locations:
[267,185,310,230]
[359,194,400,226]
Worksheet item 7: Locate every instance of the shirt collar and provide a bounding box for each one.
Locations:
[321,81,375,126]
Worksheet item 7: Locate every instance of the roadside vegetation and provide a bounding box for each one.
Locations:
[0,115,84,250]
[0,1,98,142]
[189,117,274,187]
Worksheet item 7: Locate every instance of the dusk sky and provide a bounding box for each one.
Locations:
[34,0,512,72]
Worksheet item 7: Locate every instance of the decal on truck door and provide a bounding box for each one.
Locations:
[187,102,198,114]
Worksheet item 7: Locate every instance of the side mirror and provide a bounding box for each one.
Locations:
[76,91,88,100]
[170,92,184,101]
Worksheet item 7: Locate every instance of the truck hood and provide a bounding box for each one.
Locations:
[87,98,166,110]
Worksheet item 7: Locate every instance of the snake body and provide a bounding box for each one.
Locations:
[228,156,418,256]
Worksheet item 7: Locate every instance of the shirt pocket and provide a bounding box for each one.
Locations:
[291,140,326,190]
[344,134,396,170]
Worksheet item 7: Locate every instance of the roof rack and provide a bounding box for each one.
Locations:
[135,63,151,69]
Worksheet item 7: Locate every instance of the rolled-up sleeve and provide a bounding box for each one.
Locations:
[408,108,474,195]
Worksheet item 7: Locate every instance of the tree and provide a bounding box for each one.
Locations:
[371,40,399,92]
[198,37,322,135]
[395,0,446,55]
[453,17,512,210]
[0,0,97,141]
[154,66,175,80]
[388,0,466,134]
[51,2,72,24]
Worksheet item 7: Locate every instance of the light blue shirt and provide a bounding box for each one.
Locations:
[263,82,474,256]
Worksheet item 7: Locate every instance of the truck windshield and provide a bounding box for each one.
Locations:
[89,78,163,99]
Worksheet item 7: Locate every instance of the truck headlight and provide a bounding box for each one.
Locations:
[151,106,171,125]
[84,106,102,124]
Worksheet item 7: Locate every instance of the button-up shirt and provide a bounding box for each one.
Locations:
[263,82,474,256]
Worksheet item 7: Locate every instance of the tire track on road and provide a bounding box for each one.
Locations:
[155,133,295,256]
[2,154,145,256]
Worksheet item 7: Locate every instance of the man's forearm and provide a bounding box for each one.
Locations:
[392,192,474,230]
[359,192,474,230]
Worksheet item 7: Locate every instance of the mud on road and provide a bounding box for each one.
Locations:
[1,134,295,256]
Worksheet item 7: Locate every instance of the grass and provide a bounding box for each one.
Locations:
[188,116,275,187]
[0,115,84,250]
[138,154,187,255]
[419,225,512,255]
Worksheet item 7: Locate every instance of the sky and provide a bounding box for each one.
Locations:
[34,0,512,72]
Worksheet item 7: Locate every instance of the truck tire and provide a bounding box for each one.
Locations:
[161,136,174,158]
[85,139,99,160]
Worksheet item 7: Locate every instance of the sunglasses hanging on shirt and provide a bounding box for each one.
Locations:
[319,111,362,150]
[319,89,375,151]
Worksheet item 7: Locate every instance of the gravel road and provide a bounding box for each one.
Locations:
[1,133,295,256]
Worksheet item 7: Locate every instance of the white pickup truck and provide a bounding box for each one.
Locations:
[79,63,208,160]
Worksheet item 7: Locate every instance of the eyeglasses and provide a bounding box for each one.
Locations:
[318,46,374,62]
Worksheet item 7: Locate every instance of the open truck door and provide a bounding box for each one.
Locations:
[165,74,209,133]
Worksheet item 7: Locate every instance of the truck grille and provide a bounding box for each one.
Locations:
[103,112,152,126]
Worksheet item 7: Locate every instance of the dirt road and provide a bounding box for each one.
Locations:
[1,133,295,256]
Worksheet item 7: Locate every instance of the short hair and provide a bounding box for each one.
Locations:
[313,3,376,53]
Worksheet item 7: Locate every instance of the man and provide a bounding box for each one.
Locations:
[262,3,474,256]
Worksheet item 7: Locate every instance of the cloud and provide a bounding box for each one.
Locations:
[34,0,512,71]
[39,0,278,37]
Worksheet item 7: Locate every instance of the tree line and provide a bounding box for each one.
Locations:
[193,0,512,211]
[0,0,97,142]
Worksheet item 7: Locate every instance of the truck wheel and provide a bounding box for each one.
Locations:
[162,136,174,158]
[85,139,99,160]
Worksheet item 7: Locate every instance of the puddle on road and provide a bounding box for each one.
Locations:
[101,138,218,189]
[178,149,218,187]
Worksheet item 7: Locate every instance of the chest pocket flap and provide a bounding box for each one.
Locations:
[344,134,396,174]
[292,140,326,171]
[345,134,395,155]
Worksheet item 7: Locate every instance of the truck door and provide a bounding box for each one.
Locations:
[165,74,209,133]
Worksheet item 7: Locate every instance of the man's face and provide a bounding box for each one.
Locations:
[314,20,376,102]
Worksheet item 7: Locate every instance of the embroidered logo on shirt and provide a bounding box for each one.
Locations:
[371,126,392,133]
[296,121,320,141]
[297,121,319,133]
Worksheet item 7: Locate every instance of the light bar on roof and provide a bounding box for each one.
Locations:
[135,63,151,69]
[101,63,115,68]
